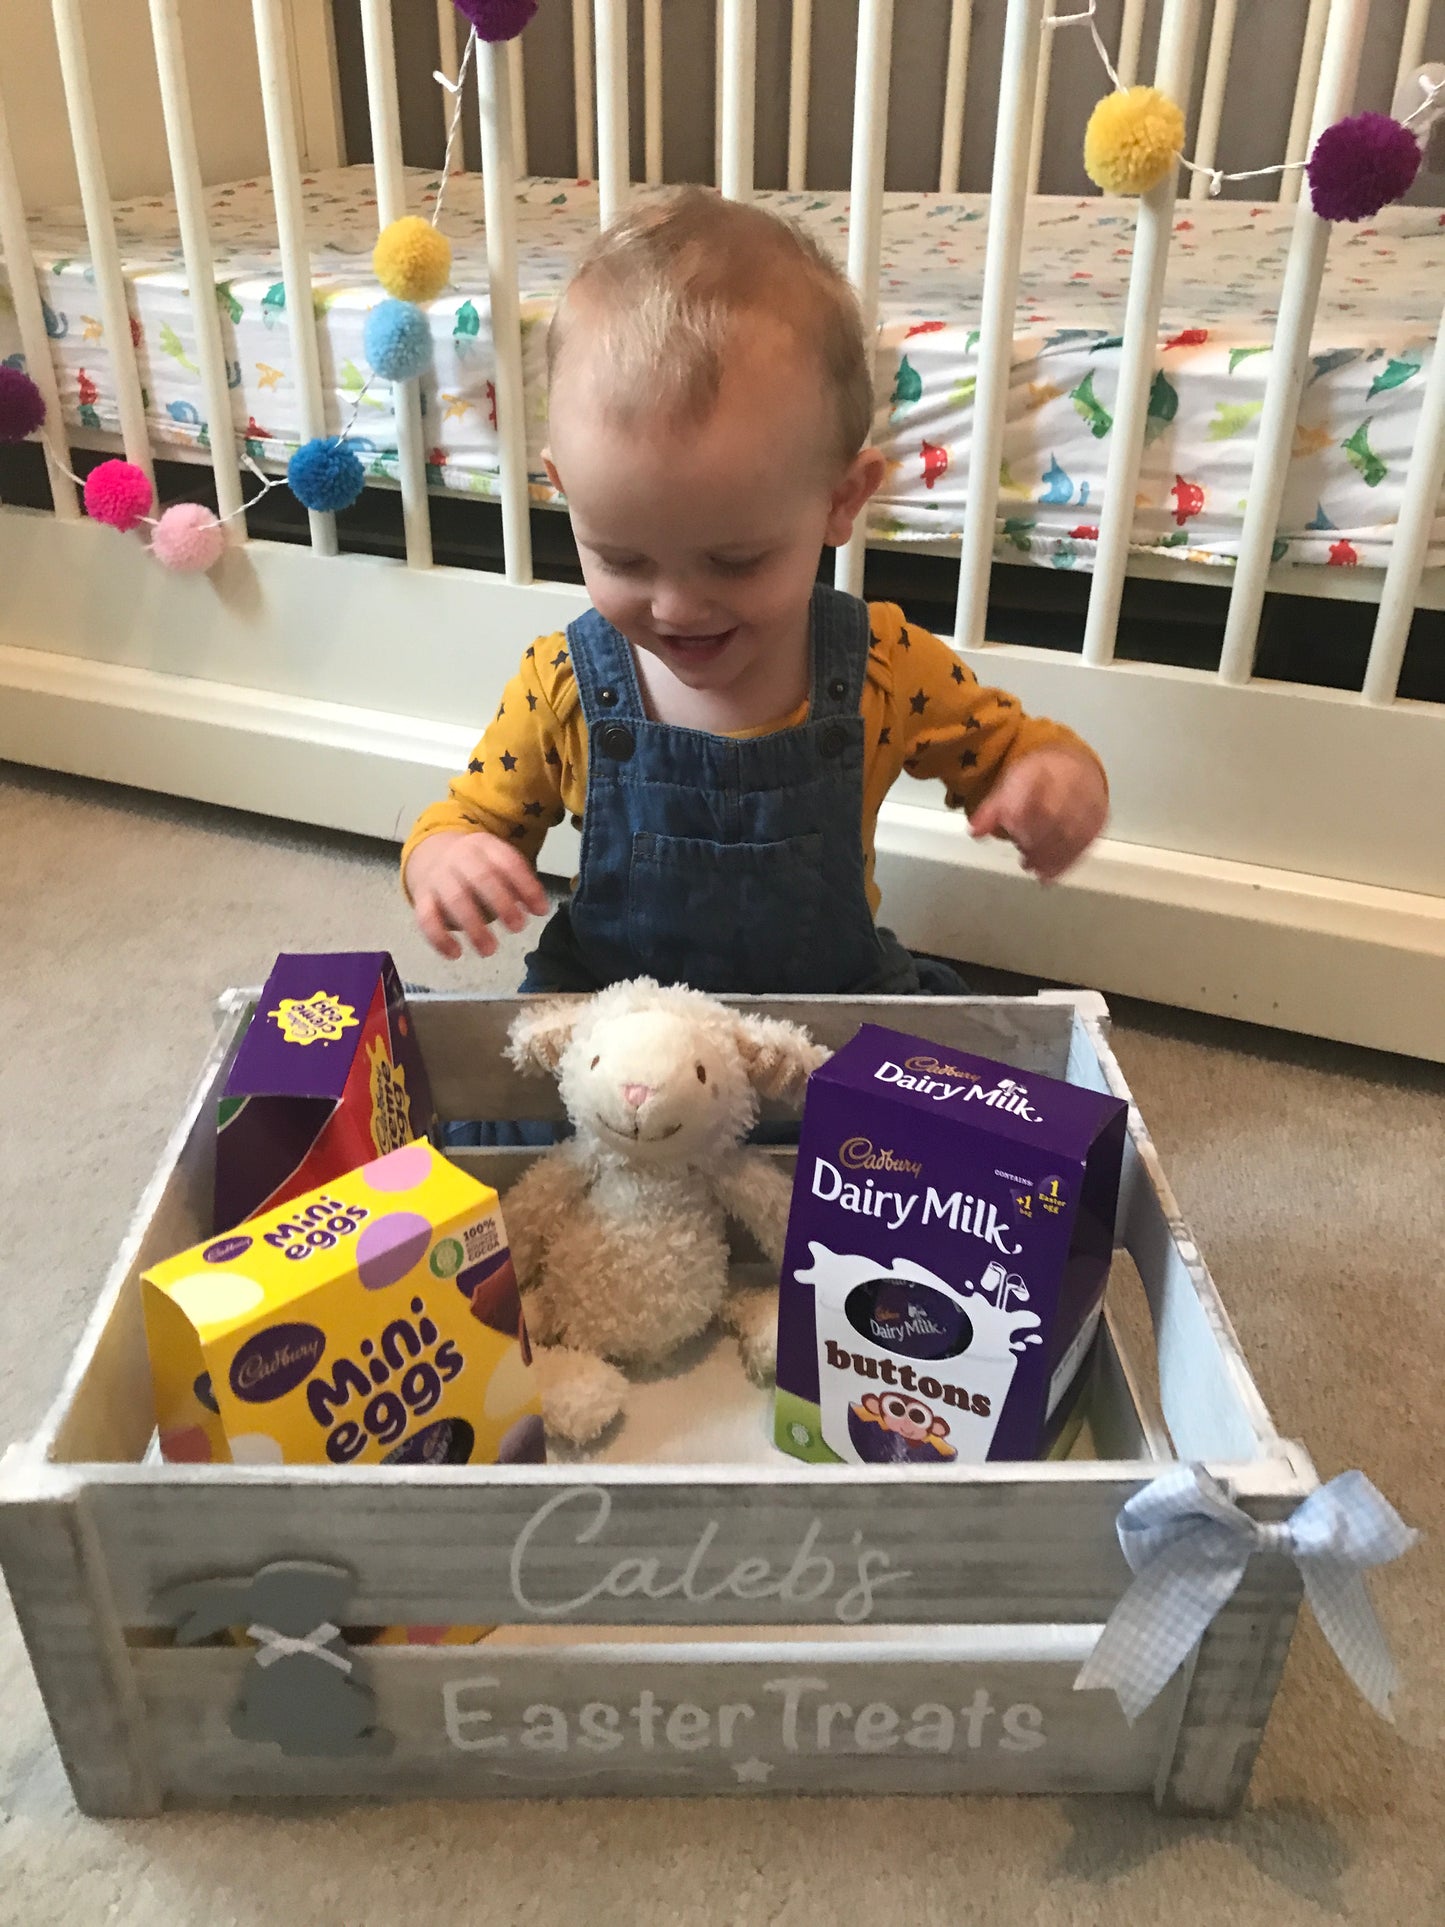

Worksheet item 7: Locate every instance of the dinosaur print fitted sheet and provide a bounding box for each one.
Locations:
[3,167,1441,572]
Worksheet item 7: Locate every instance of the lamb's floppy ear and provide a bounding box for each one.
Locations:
[733,1016,830,1103]
[506,998,582,1078]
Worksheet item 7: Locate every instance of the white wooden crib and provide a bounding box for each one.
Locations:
[0,1,1442,1059]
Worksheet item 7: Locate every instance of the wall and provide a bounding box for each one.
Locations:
[3,0,340,209]
[334,0,1439,201]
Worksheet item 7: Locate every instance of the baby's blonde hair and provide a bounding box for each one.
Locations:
[547,186,875,470]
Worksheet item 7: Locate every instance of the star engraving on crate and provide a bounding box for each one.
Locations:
[732,1756,775,1785]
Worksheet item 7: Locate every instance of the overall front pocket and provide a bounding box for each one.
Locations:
[628,829,827,993]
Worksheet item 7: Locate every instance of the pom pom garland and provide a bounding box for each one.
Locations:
[451,0,538,42]
[1084,86,1186,196]
[373,217,451,302]
[0,366,46,442]
[288,437,366,513]
[83,459,154,531]
[151,502,226,573]
[364,298,434,381]
[1307,112,1423,222]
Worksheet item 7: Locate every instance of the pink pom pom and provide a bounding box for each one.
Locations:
[151,502,226,573]
[83,459,153,532]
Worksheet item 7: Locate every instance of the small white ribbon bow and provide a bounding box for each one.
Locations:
[247,1621,353,1674]
[1074,1465,1418,1724]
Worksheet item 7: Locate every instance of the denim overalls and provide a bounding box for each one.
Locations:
[450,583,964,1145]
[520,582,964,998]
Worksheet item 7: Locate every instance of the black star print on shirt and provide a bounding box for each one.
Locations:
[551,649,568,669]
[951,663,966,684]
[878,726,891,747]
[896,629,911,650]
[523,800,544,817]
[496,702,505,719]
[959,749,979,770]
[500,750,518,772]
[910,689,929,715]
[525,645,534,659]
[965,715,982,732]
[544,747,561,768]
[526,691,538,711]
[509,823,527,840]
[467,758,484,774]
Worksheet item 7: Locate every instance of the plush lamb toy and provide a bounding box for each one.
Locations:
[502,978,829,1446]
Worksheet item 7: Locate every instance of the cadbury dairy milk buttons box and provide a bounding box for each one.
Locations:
[773,1025,1127,1466]
[215,951,437,1236]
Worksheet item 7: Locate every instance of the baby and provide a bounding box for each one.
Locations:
[402,188,1107,998]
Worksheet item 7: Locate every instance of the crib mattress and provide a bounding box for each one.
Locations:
[4,165,1442,572]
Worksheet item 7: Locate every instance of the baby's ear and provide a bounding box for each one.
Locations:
[507,999,582,1078]
[733,1016,830,1103]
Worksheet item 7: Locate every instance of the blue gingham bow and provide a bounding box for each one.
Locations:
[1074,1465,1418,1724]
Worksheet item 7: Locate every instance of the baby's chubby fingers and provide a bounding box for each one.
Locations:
[415,890,464,961]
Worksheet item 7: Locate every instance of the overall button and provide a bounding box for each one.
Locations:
[827,677,848,700]
[820,723,849,758]
[598,686,619,707]
[597,721,636,760]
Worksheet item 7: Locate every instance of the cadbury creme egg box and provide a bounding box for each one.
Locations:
[215,951,436,1234]
[143,1140,542,1470]
[774,1025,1127,1467]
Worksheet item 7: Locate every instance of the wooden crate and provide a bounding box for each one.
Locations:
[0,990,1313,1816]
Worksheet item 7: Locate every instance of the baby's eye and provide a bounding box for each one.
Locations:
[598,553,646,576]
[711,553,767,577]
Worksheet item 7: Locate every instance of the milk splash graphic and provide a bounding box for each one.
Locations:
[797,1243,1044,1466]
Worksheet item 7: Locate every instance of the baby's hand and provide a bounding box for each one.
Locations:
[406,830,550,960]
[968,745,1108,883]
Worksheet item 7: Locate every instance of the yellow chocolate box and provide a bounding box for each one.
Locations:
[143,1141,543,1469]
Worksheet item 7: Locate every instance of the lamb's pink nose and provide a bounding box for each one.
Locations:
[622,1083,653,1110]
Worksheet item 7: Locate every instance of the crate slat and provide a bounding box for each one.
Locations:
[61,1463,1306,1632]
[133,1644,1178,1801]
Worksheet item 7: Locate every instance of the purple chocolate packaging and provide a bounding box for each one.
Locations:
[774,1024,1127,1467]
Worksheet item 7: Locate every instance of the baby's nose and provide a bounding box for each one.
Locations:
[622,1083,653,1111]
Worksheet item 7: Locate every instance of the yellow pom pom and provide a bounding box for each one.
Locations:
[1084,86,1186,196]
[372,217,452,302]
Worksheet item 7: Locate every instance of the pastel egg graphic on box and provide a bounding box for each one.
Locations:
[142,1140,542,1470]
[774,1025,1127,1466]
[214,951,436,1234]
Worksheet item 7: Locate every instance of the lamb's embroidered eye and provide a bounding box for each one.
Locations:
[590,1055,599,1070]
[696,1063,706,1083]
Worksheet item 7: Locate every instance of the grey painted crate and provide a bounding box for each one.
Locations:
[0,990,1314,1816]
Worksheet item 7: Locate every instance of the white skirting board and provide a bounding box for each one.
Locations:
[0,515,1441,1060]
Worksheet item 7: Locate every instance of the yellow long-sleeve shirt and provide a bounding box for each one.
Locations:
[402,601,1100,910]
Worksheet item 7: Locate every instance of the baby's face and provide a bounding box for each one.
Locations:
[546,320,881,702]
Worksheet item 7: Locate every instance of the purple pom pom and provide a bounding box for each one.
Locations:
[451,0,537,42]
[0,365,46,442]
[1307,112,1422,222]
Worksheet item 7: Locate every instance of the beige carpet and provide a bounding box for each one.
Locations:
[1,763,1440,1927]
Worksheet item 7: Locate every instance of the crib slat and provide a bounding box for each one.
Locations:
[1279,0,1329,206]
[1027,0,1057,199]
[596,0,630,228]
[1218,0,1369,685]
[147,0,246,534]
[715,2,726,188]
[953,0,1047,649]
[644,0,664,186]
[721,1,757,204]
[50,0,153,488]
[436,0,462,166]
[1116,0,1147,89]
[788,0,814,192]
[477,36,534,586]
[360,0,434,571]
[835,0,895,598]
[508,33,528,178]
[1188,0,1236,201]
[1393,0,1434,104]
[1363,309,1445,705]
[573,0,596,179]
[938,0,973,196]
[0,71,78,517]
[1082,0,1202,668]
[251,0,337,554]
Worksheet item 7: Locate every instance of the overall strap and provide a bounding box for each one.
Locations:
[807,584,874,720]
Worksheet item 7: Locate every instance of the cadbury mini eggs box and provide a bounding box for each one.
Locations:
[774,1025,1127,1467]
[143,1140,542,1470]
[214,951,436,1235]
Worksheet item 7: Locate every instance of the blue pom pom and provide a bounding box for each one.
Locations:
[363,298,434,381]
[288,438,365,513]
